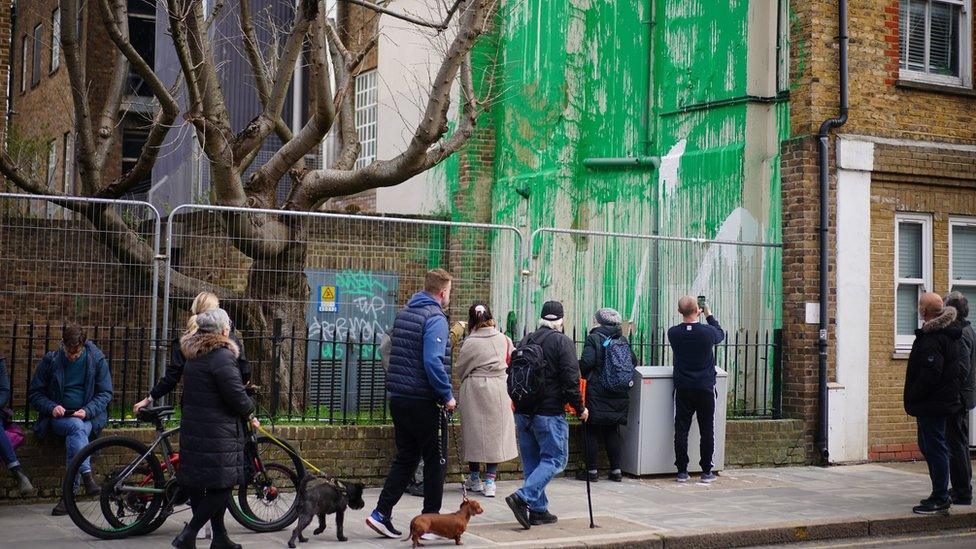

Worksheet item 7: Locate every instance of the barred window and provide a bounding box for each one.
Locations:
[354,70,378,169]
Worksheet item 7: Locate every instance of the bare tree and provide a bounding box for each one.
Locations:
[0,0,494,409]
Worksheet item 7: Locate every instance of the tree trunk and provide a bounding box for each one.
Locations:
[241,217,309,416]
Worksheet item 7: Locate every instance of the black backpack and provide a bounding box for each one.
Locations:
[507,331,555,410]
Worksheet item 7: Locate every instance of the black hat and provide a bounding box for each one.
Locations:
[541,301,564,321]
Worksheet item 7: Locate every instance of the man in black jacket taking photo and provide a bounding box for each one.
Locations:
[668,296,724,484]
[905,292,964,515]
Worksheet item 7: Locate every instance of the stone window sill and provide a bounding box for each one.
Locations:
[892,352,910,361]
[896,79,976,97]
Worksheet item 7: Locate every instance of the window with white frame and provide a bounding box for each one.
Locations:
[899,0,973,87]
[51,8,61,73]
[20,36,28,92]
[895,213,933,350]
[950,217,976,301]
[354,70,378,169]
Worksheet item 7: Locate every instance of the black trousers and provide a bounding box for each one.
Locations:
[186,487,232,533]
[947,410,973,500]
[674,388,716,473]
[376,397,446,516]
[584,423,622,471]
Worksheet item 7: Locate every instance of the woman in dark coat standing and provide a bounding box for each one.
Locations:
[576,308,635,483]
[172,308,255,549]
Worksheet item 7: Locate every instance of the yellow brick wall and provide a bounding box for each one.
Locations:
[867,177,976,458]
[791,0,976,145]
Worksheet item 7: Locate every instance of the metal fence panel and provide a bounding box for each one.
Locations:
[0,193,161,423]
[161,204,523,422]
[526,227,783,417]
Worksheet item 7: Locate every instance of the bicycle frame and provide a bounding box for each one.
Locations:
[112,426,181,496]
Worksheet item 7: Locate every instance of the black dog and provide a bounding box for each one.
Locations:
[287,474,365,546]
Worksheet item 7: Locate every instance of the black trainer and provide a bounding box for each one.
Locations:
[574,470,598,482]
[912,499,951,515]
[505,493,531,530]
[608,471,623,482]
[51,498,68,517]
[529,510,558,525]
[951,493,972,505]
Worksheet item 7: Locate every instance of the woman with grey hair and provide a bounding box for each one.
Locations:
[576,308,636,483]
[172,308,255,549]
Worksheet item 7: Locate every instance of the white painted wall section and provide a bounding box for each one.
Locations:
[373,0,454,215]
[829,138,874,463]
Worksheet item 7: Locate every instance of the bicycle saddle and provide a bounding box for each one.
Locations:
[137,405,176,423]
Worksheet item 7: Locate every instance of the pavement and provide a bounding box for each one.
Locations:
[1,463,975,549]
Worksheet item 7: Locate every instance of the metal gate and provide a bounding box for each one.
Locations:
[0,193,162,423]
[160,204,523,422]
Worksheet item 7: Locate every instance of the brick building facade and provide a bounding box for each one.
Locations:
[5,0,154,207]
[784,0,976,463]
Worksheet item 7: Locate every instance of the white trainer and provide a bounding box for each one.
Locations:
[482,479,496,497]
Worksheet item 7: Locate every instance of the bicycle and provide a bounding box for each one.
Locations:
[61,405,305,540]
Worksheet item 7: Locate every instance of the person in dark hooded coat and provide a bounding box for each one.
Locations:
[172,308,255,549]
[905,293,964,516]
[576,308,636,483]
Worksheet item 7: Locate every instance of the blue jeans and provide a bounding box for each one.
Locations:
[917,416,950,502]
[514,414,568,513]
[0,429,19,469]
[50,417,93,488]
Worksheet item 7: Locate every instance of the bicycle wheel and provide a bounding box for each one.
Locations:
[62,436,166,540]
[229,435,305,532]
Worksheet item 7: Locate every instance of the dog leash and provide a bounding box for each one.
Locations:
[255,423,323,475]
[437,405,469,502]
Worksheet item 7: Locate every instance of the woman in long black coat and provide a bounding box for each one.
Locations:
[172,308,254,549]
[576,308,636,483]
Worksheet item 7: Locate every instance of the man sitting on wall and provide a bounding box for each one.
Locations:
[904,292,964,515]
[28,324,113,516]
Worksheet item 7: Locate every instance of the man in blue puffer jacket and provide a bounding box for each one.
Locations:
[367,269,457,538]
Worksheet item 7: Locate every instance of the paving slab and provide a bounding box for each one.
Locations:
[0,463,974,548]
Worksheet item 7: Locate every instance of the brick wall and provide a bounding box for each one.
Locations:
[0,0,11,144]
[725,419,807,469]
[1,420,791,501]
[784,0,976,464]
[866,144,976,458]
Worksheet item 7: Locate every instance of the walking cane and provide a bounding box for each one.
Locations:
[582,419,595,528]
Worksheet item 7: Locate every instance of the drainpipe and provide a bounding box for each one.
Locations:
[582,4,658,171]
[816,0,849,464]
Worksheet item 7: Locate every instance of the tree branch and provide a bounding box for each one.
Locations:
[94,0,181,199]
[166,0,203,113]
[231,0,318,169]
[61,0,101,194]
[252,9,338,203]
[339,0,463,31]
[302,0,492,201]
[93,0,131,170]
[238,0,272,107]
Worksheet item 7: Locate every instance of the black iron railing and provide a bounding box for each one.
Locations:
[1,322,782,425]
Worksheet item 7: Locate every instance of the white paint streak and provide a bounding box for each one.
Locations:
[659,139,687,197]
[690,207,760,297]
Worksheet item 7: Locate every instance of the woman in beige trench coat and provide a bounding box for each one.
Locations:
[457,302,518,498]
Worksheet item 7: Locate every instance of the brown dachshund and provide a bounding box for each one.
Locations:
[405,499,484,548]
